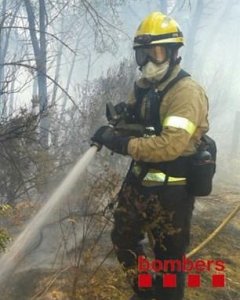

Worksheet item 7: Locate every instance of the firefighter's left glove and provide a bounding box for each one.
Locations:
[91,126,130,155]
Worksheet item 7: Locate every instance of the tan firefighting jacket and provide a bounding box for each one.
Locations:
[127,64,209,162]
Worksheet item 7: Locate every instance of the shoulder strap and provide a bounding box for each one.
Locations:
[154,69,191,134]
[134,82,150,123]
[158,69,190,98]
[134,69,191,134]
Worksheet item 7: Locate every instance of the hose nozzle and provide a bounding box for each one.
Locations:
[90,141,102,151]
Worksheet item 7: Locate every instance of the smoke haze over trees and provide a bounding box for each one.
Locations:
[0,0,240,299]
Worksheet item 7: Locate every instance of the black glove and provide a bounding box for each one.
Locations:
[91,126,131,155]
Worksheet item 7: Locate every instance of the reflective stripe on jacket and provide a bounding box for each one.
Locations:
[132,164,186,186]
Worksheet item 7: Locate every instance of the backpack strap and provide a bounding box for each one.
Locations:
[134,82,150,123]
[154,69,190,134]
[158,69,190,98]
[130,70,192,183]
[134,69,190,134]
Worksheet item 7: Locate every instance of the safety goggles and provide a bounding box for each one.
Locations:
[135,45,168,67]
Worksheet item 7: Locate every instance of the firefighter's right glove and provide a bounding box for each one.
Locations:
[91,126,131,155]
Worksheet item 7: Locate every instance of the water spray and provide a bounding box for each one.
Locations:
[0,146,98,285]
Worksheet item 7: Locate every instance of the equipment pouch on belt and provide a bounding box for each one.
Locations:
[187,134,217,196]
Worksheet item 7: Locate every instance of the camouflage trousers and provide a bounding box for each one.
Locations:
[111,176,195,300]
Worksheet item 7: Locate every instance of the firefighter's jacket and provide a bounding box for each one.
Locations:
[127,64,209,163]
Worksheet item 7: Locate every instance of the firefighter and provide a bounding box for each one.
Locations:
[91,11,209,300]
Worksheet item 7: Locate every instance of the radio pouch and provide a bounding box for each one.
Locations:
[187,134,217,196]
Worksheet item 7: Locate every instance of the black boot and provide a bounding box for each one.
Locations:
[129,295,141,300]
[129,294,155,300]
[129,291,156,300]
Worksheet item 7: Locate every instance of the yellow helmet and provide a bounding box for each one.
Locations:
[134,12,184,48]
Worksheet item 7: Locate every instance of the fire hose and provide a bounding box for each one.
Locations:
[186,201,240,258]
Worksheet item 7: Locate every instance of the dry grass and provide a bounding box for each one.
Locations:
[1,189,240,300]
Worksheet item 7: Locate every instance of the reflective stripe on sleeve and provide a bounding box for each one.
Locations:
[163,116,196,135]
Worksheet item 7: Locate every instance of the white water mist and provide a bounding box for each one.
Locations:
[0,146,98,285]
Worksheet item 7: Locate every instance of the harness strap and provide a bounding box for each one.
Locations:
[134,69,190,135]
[154,69,190,134]
[132,69,191,186]
[134,82,150,124]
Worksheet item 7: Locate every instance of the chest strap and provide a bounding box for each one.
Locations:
[134,69,190,135]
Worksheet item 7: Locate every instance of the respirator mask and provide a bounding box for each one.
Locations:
[135,45,170,82]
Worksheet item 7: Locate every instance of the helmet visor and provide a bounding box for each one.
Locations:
[135,45,167,67]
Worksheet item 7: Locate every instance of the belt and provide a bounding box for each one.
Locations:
[132,164,187,187]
